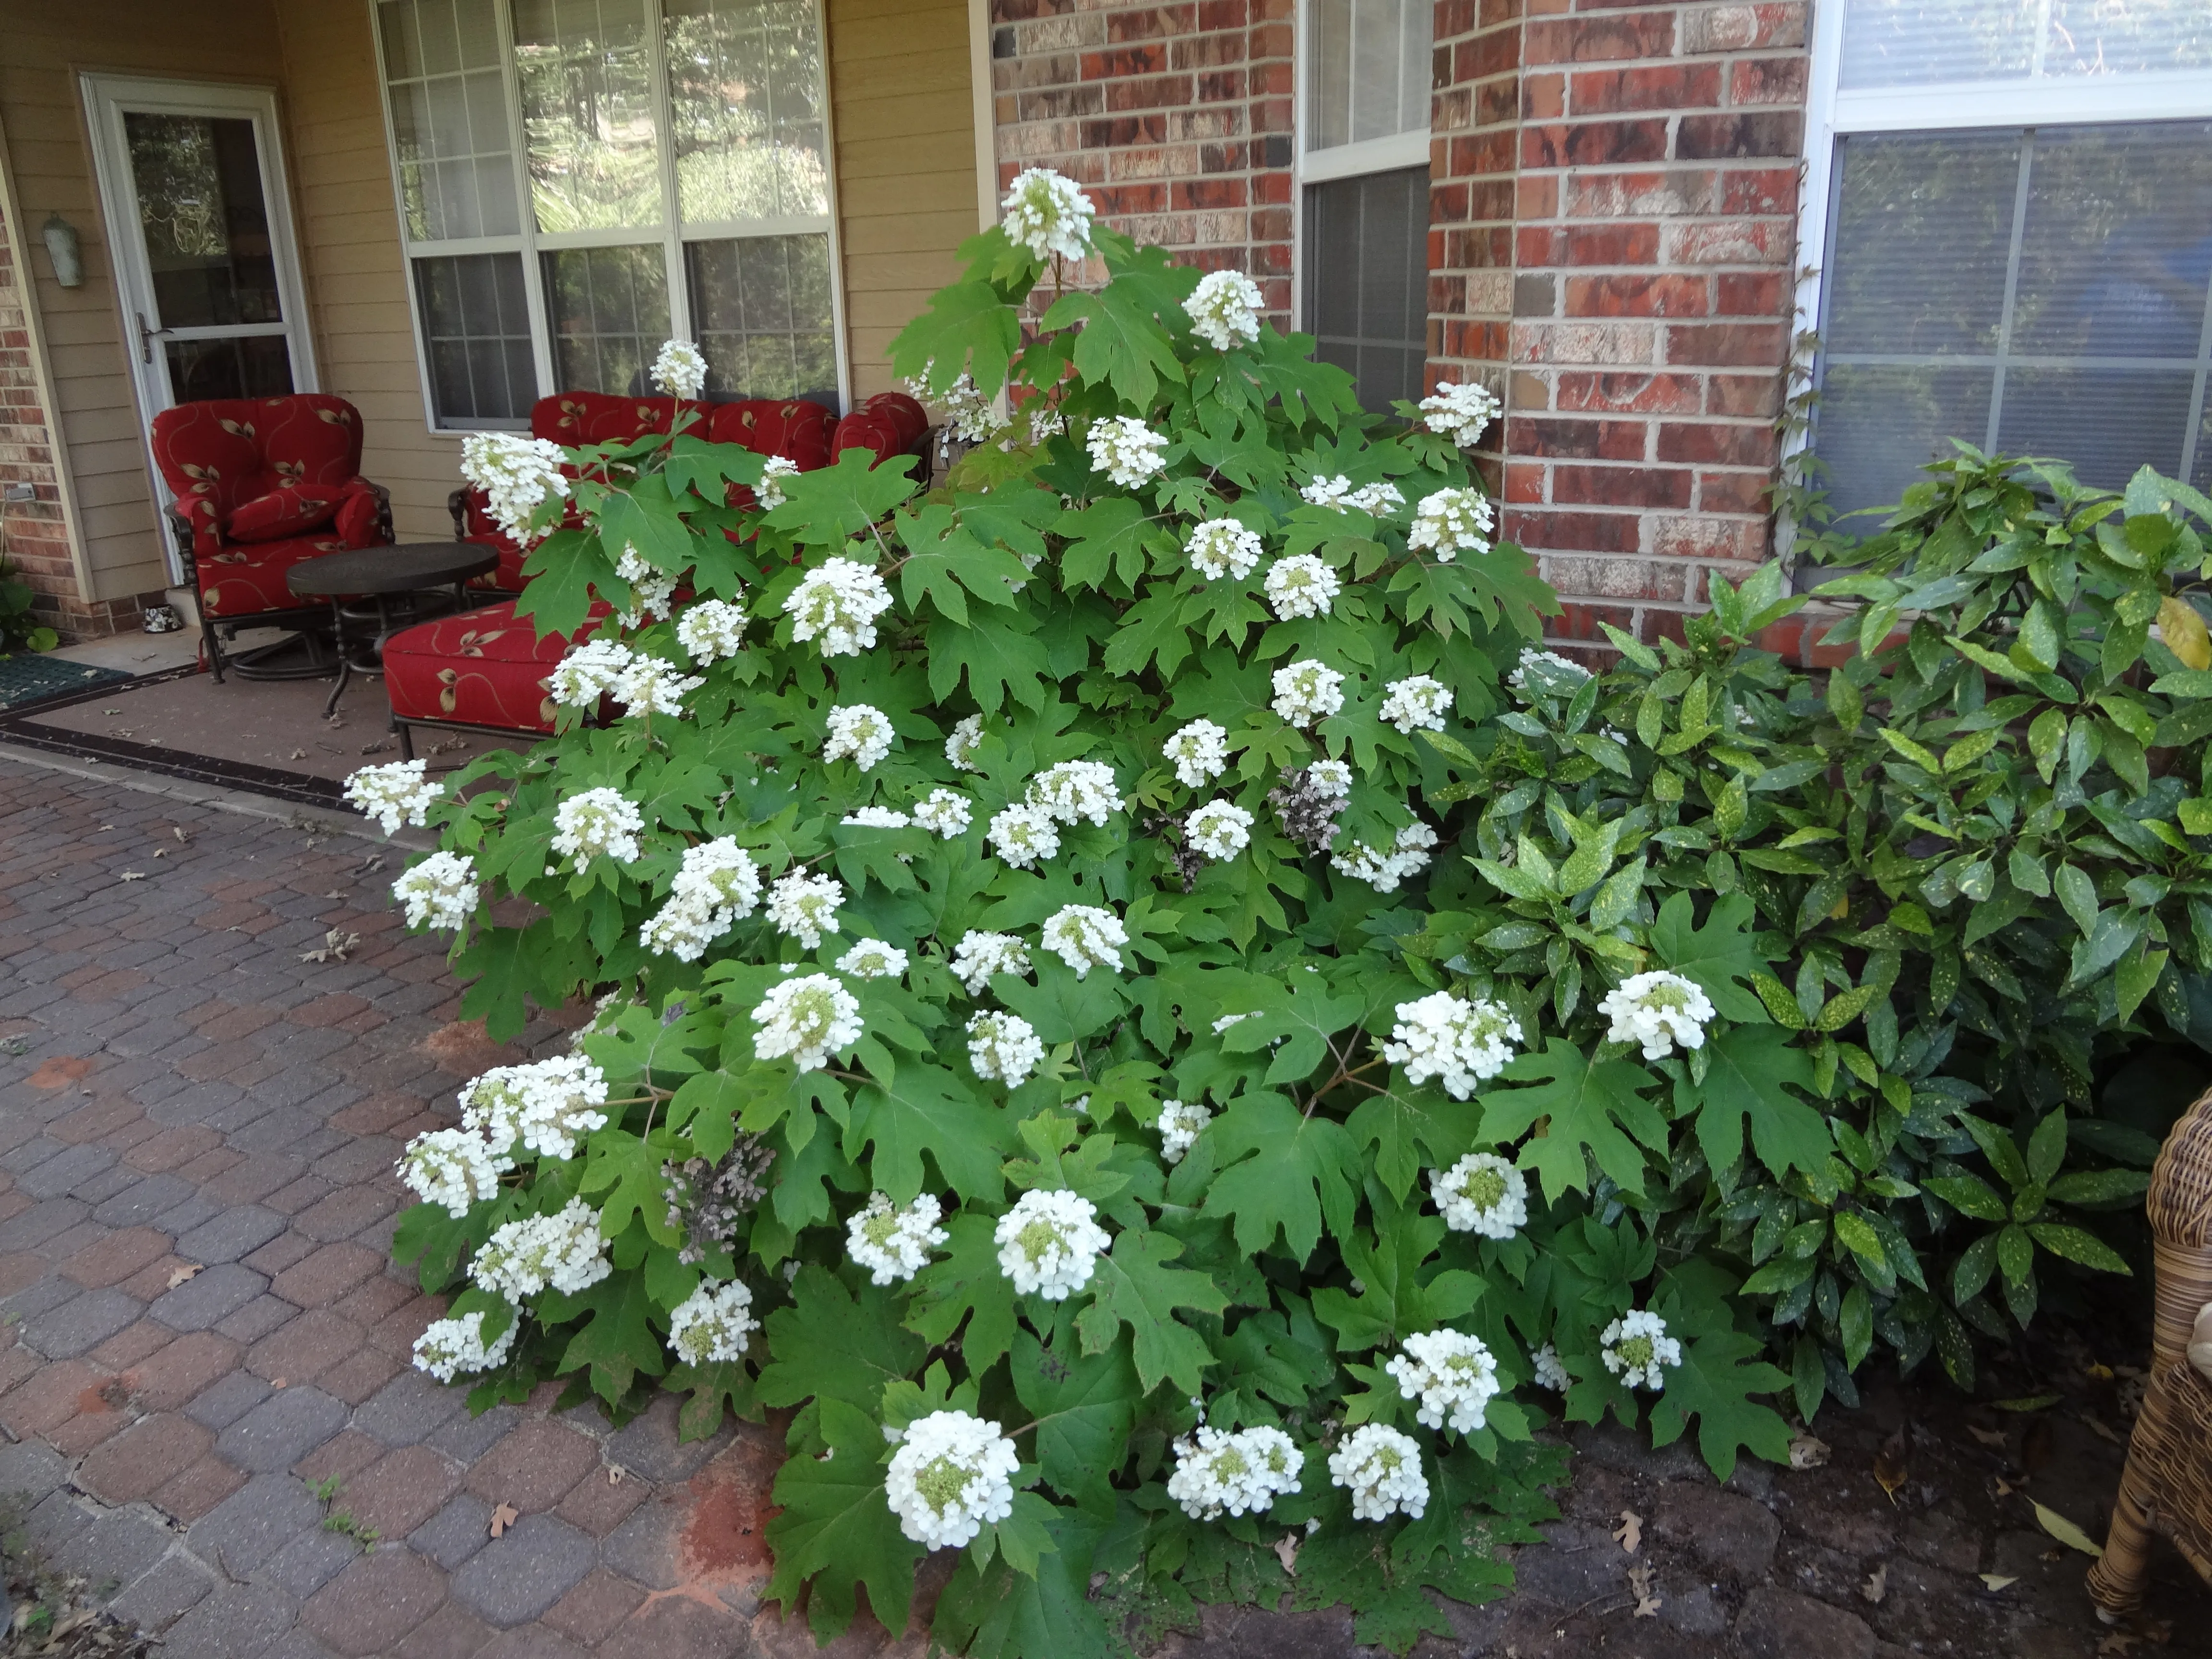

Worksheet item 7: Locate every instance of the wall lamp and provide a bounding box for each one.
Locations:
[41,214,83,289]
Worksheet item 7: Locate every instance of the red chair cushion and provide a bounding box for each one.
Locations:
[530,393,682,447]
[228,482,341,542]
[384,601,577,734]
[195,531,352,619]
[859,391,928,450]
[706,399,837,468]
[831,410,902,465]
[151,395,367,555]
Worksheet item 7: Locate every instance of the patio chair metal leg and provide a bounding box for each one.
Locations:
[202,611,226,683]
[393,716,414,762]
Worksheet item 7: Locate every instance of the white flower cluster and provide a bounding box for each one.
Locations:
[951,931,1030,994]
[1331,823,1438,893]
[751,973,863,1072]
[1379,675,1453,734]
[1531,1343,1572,1392]
[1431,1151,1528,1239]
[1028,758,1121,827]
[641,839,761,961]
[842,806,909,829]
[1087,416,1168,489]
[397,1127,508,1217]
[1387,1329,1502,1434]
[886,1410,1020,1550]
[1186,519,1263,581]
[786,557,893,656]
[912,789,972,838]
[613,547,678,628]
[1307,759,1353,797]
[1419,380,1501,448]
[1598,970,1715,1060]
[766,870,845,948]
[1156,1098,1212,1165]
[611,653,701,718]
[552,788,645,865]
[1601,1309,1682,1391]
[676,600,747,664]
[986,803,1060,869]
[650,337,708,399]
[1185,800,1254,861]
[995,1188,1109,1300]
[968,1010,1045,1086]
[667,1279,757,1364]
[846,1192,948,1285]
[1408,487,1495,562]
[1264,554,1340,620]
[1506,647,1592,701]
[344,758,444,834]
[1329,1423,1429,1522]
[1041,903,1127,977]
[1166,1424,1301,1520]
[459,432,568,544]
[757,454,799,509]
[1001,167,1096,263]
[904,364,1003,445]
[1271,659,1345,727]
[1165,719,1230,786]
[1184,268,1263,350]
[471,1198,613,1300]
[1301,476,1402,515]
[393,851,480,931]
[412,1309,516,1383]
[946,714,986,771]
[836,938,908,979]
[548,638,632,709]
[824,704,896,771]
[460,1054,611,1161]
[1384,993,1522,1100]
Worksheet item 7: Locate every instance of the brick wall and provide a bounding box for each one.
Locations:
[0,216,86,636]
[1485,0,1808,646]
[989,0,1297,319]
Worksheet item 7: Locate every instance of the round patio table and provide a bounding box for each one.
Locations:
[288,542,500,718]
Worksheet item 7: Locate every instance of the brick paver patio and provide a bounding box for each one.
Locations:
[5,750,2209,1659]
[0,756,833,1659]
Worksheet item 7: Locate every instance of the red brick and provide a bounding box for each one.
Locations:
[297,1428,387,1485]
[88,1318,174,1372]
[1508,417,1648,461]
[463,1418,601,1513]
[1666,321,1787,369]
[1720,167,1799,216]
[544,1569,647,1647]
[1565,274,1709,318]
[1522,118,1670,169]
[79,1413,214,1505]
[1699,469,1775,513]
[301,1549,449,1656]
[318,1345,403,1405]
[152,1454,248,1522]
[346,1444,464,1539]
[1524,12,1676,63]
[0,1358,105,1437]
[554,1467,651,1537]
[1716,271,1788,315]
[1552,464,1694,509]
[248,1310,365,1385]
[1568,64,1721,116]
[1504,506,1643,553]
[126,1330,244,1411]
[1707,373,1784,418]
[271,1242,382,1309]
[1730,55,1810,106]
[63,1226,173,1288]
[1658,421,1777,467]
[1678,111,1803,160]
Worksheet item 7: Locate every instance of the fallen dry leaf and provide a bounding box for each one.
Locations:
[1995,1393,2065,1412]
[300,928,361,965]
[289,748,308,760]
[1992,1476,2015,1497]
[118,871,146,882]
[167,1263,203,1290]
[489,1501,519,1539]
[1613,1509,1643,1554]
[1788,1432,1830,1470]
[1967,1425,2008,1449]
[1628,1562,1660,1618]
[1874,1427,1909,1504]
[2082,1413,2124,1446]
[608,1465,627,1485]
[1979,1574,2019,1592]
[271,1377,287,1389]
[1861,1565,1887,1605]
[2034,1501,2104,1558]
[2086,1362,2115,1381]
[2100,1635,2140,1656]
[1273,1532,1300,1575]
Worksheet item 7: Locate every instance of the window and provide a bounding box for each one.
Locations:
[374,0,842,431]
[1803,0,2212,520]
[1299,0,1431,411]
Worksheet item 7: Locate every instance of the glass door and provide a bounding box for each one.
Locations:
[81,75,318,581]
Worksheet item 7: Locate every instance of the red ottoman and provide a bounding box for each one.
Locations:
[382,601,569,756]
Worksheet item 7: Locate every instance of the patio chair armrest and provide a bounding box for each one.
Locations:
[448,485,472,540]
[162,505,200,586]
[363,479,394,545]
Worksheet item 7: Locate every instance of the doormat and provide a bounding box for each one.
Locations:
[0,663,346,810]
[0,653,133,709]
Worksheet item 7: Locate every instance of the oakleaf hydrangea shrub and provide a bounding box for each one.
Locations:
[358,169,2200,1652]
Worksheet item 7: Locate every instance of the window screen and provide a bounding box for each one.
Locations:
[416,252,536,421]
[1839,0,2212,91]
[1304,167,1430,412]
[1814,121,2212,518]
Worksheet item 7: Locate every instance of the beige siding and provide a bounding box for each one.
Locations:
[827,0,981,398]
[0,3,288,598]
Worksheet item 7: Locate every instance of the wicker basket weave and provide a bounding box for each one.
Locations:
[2087,1083,2212,1617]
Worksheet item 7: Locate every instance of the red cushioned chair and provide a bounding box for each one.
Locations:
[150,395,394,680]
[448,393,841,592]
[392,393,922,757]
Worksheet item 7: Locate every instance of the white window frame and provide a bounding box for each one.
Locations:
[369,0,851,436]
[1791,3,2212,484]
[1291,0,1432,342]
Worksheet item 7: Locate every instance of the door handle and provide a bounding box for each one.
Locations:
[135,311,169,364]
